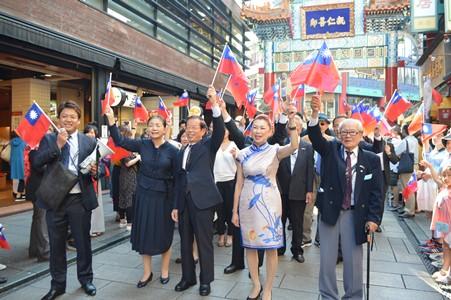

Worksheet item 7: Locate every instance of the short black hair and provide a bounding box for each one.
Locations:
[147,115,167,127]
[176,128,186,142]
[332,115,347,125]
[83,124,98,137]
[57,101,81,119]
[179,119,187,126]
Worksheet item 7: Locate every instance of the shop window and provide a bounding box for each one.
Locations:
[190,47,211,66]
[157,10,188,39]
[190,32,212,54]
[157,28,188,54]
[80,0,104,10]
[108,1,154,37]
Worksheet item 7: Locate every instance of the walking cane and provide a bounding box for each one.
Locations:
[366,229,375,300]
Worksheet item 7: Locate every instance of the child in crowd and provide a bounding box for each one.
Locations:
[426,161,451,284]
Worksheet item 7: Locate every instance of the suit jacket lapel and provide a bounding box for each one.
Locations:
[291,144,304,176]
[353,148,367,205]
[186,141,207,170]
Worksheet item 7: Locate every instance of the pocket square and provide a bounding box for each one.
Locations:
[364,174,373,181]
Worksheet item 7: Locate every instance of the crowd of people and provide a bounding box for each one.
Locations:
[0,84,449,300]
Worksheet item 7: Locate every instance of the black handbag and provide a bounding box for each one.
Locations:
[36,161,78,210]
[397,140,414,174]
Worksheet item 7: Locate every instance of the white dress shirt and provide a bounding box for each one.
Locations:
[290,150,298,174]
[66,131,81,194]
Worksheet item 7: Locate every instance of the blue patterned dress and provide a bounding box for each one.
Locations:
[237,143,283,249]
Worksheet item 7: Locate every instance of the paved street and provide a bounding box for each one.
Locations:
[0,206,447,300]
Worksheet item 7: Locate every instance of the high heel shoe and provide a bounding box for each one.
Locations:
[137,272,153,288]
[160,275,170,284]
[246,287,262,300]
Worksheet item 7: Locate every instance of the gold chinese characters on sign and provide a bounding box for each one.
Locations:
[301,2,355,40]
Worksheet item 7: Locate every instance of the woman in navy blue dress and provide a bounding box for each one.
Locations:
[105,112,178,287]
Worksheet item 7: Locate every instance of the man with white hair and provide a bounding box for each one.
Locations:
[308,95,383,300]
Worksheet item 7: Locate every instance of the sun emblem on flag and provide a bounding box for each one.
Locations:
[29,109,38,120]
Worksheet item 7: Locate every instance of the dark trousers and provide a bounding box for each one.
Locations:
[216,180,235,236]
[230,224,264,268]
[280,194,307,256]
[46,194,93,290]
[29,202,49,258]
[179,193,215,284]
[118,206,133,223]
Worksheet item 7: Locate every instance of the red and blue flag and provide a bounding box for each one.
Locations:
[422,123,448,142]
[384,90,412,122]
[402,173,417,200]
[173,90,190,107]
[245,90,257,119]
[0,224,11,250]
[133,96,149,123]
[101,73,114,114]
[263,80,281,120]
[158,98,172,120]
[305,42,340,92]
[16,102,52,149]
[289,50,318,87]
[244,120,253,137]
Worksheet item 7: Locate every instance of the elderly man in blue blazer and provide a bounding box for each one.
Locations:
[307,95,383,300]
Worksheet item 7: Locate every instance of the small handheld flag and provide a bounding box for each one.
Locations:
[158,97,172,120]
[384,90,412,122]
[101,73,114,114]
[16,102,53,149]
[133,96,149,123]
[402,173,417,201]
[0,224,11,250]
[173,90,190,107]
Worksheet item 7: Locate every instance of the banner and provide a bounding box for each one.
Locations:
[411,0,437,32]
[301,2,354,40]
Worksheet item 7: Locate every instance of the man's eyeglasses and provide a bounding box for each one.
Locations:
[340,130,361,137]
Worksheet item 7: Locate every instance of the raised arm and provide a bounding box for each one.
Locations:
[277,115,299,159]
[307,95,331,157]
[207,85,225,153]
[220,99,245,149]
[104,109,141,152]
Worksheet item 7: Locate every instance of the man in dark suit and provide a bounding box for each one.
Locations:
[308,96,383,300]
[277,114,314,262]
[33,101,98,300]
[172,86,224,296]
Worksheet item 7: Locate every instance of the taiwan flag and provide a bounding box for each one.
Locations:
[245,90,257,119]
[289,50,318,87]
[173,90,190,107]
[305,42,340,92]
[263,81,281,118]
[422,123,448,142]
[364,106,383,135]
[133,96,149,123]
[402,173,417,200]
[107,137,130,163]
[379,116,393,136]
[16,102,52,149]
[227,75,249,108]
[101,73,114,114]
[158,98,172,120]
[244,120,253,137]
[291,84,304,112]
[0,224,11,250]
[432,88,443,106]
[218,45,247,80]
[384,90,412,122]
[407,104,423,135]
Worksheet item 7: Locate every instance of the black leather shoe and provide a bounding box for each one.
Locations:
[246,287,262,300]
[224,264,244,274]
[175,280,196,292]
[0,276,6,284]
[160,275,170,285]
[277,249,285,256]
[199,283,211,296]
[175,257,182,264]
[82,282,96,296]
[41,288,65,300]
[292,254,305,263]
[137,272,153,288]
[376,227,382,233]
